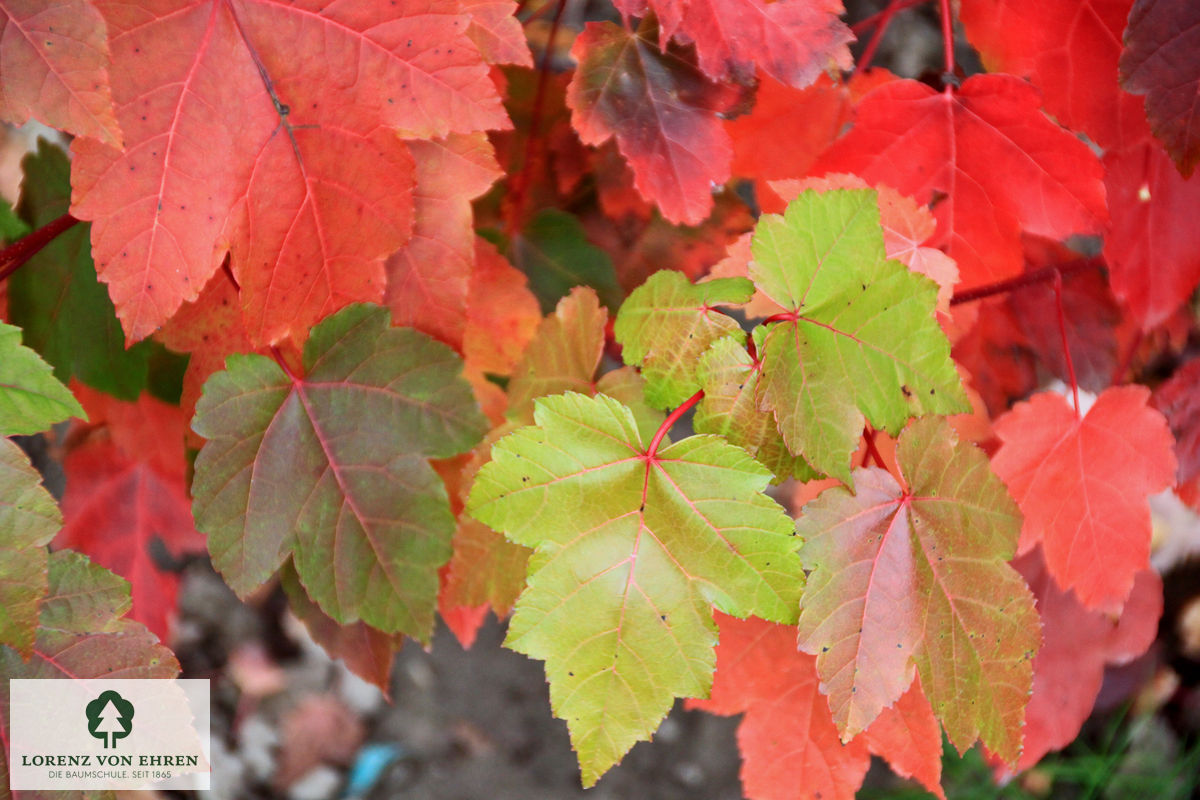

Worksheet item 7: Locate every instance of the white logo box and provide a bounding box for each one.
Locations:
[9,679,210,791]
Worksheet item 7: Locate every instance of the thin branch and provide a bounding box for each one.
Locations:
[504,0,568,236]
[0,213,79,284]
[851,0,928,35]
[1052,270,1081,419]
[939,0,956,82]
[857,0,927,69]
[949,259,1102,305]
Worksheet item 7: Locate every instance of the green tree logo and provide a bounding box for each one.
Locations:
[86,690,134,749]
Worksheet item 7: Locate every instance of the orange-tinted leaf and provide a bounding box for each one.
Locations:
[813,75,1107,289]
[1120,0,1200,177]
[691,614,872,800]
[728,75,853,213]
[1003,548,1161,772]
[796,416,1038,762]
[862,681,944,799]
[0,0,121,146]
[56,390,204,641]
[72,1,510,343]
[462,238,540,376]
[992,386,1176,611]
[567,20,739,225]
[385,134,503,351]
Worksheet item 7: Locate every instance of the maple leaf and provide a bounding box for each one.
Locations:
[8,140,150,400]
[55,388,205,642]
[280,562,400,694]
[691,613,945,800]
[0,320,84,435]
[813,75,1108,289]
[992,387,1176,612]
[751,188,967,482]
[511,209,623,313]
[0,0,121,146]
[617,0,852,89]
[796,416,1039,762]
[71,0,511,344]
[192,304,487,641]
[467,392,802,785]
[1153,357,1200,487]
[385,134,504,351]
[506,287,609,421]
[695,333,817,482]
[0,550,178,789]
[615,270,752,408]
[567,20,741,225]
[460,0,532,68]
[1104,138,1200,329]
[1120,0,1200,178]
[461,237,541,376]
[1003,548,1161,772]
[957,0,1144,151]
[0,438,58,658]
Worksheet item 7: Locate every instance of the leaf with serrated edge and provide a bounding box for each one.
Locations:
[695,332,816,482]
[615,271,752,408]
[796,416,1038,763]
[0,439,59,657]
[0,321,85,435]
[991,386,1175,612]
[752,189,967,482]
[0,551,178,792]
[468,392,801,785]
[192,303,487,641]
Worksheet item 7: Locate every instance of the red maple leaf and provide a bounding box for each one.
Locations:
[70,1,511,344]
[0,0,122,146]
[567,20,743,225]
[999,548,1161,773]
[992,386,1176,612]
[1120,0,1200,178]
[55,387,206,641]
[812,74,1108,289]
[615,0,852,88]
[690,614,944,800]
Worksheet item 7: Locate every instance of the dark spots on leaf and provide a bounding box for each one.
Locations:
[821,646,829,653]
[929,388,935,395]
[850,687,856,694]
[901,385,912,398]
[157,202,162,211]
[660,614,666,622]
[638,503,645,512]
[407,39,413,47]
[387,97,394,104]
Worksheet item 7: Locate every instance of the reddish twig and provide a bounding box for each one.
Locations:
[646,389,704,459]
[504,0,568,236]
[939,0,956,85]
[0,213,79,284]
[949,259,1102,305]
[1051,270,1081,419]
[851,0,929,35]
[857,0,927,70]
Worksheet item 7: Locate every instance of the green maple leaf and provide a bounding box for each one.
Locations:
[0,321,85,436]
[0,439,60,657]
[752,188,967,481]
[192,303,487,642]
[796,416,1039,763]
[467,392,801,785]
[694,331,817,482]
[615,270,752,408]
